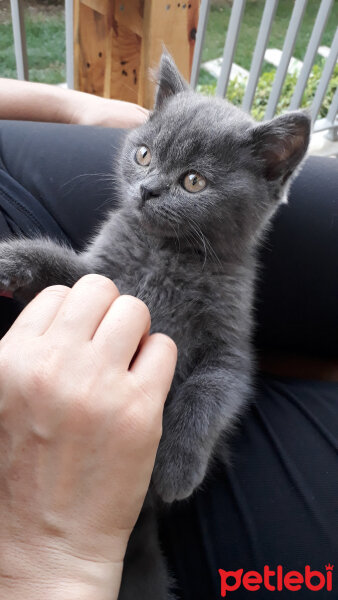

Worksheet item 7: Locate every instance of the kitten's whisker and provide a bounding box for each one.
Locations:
[183,226,206,264]
[186,215,222,268]
[60,172,116,190]
[167,219,181,256]
[202,234,222,267]
[154,206,181,256]
[185,219,207,268]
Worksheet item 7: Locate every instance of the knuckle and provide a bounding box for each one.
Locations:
[77,274,119,295]
[152,333,177,356]
[41,285,70,298]
[119,295,151,324]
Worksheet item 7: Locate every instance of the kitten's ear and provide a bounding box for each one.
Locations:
[153,51,189,111]
[251,111,311,183]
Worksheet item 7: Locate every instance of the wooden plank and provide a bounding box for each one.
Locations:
[80,0,108,15]
[74,0,200,105]
[139,0,200,108]
[109,24,142,103]
[104,1,143,102]
[138,0,152,107]
[76,2,109,95]
[114,1,144,37]
[103,6,113,98]
[73,0,80,89]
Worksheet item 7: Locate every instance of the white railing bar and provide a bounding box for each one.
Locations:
[10,0,28,80]
[264,0,307,120]
[313,116,337,133]
[216,0,246,98]
[190,0,211,88]
[242,0,278,113]
[311,27,338,123]
[327,86,338,124]
[290,0,334,110]
[65,0,74,89]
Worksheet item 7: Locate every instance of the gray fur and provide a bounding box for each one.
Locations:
[0,53,310,598]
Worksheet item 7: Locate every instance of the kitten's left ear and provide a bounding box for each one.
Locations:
[154,51,189,111]
[251,111,311,183]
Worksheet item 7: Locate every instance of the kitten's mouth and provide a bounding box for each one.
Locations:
[138,193,159,211]
[139,199,174,236]
[140,200,160,224]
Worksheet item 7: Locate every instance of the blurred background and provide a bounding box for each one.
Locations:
[1,0,337,150]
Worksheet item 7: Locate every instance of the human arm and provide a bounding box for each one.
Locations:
[0,275,177,600]
[0,78,149,128]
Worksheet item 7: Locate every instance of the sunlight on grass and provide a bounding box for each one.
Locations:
[0,11,65,83]
[203,0,338,71]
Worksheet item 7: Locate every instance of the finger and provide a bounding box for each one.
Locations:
[46,274,120,342]
[1,285,70,340]
[130,333,177,404]
[92,295,151,369]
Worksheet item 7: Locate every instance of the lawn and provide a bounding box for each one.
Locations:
[0,1,65,83]
[0,0,337,89]
[202,0,338,70]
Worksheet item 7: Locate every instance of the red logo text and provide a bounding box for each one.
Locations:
[218,564,334,596]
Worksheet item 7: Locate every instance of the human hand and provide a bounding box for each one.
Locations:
[71,94,149,129]
[0,275,176,600]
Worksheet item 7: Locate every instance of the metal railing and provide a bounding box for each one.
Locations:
[9,0,74,88]
[9,0,28,81]
[191,0,338,139]
[9,0,338,140]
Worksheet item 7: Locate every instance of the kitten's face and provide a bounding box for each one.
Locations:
[119,54,310,255]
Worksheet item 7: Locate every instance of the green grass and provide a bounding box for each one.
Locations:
[0,11,65,83]
[203,0,338,72]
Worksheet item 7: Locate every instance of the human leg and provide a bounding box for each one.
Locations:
[0,120,127,334]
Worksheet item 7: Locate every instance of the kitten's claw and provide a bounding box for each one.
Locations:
[152,443,208,503]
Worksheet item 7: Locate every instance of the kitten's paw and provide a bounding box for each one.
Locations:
[0,258,33,293]
[0,242,38,302]
[152,443,208,503]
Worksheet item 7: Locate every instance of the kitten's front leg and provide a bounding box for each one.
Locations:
[152,352,251,503]
[0,238,92,303]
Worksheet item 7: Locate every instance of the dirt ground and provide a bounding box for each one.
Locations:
[0,0,63,24]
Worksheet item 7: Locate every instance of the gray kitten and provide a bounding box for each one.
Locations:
[0,54,310,598]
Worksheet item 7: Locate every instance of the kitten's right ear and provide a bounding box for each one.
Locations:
[153,51,189,111]
[251,111,311,184]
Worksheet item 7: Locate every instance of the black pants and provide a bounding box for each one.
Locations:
[0,121,337,599]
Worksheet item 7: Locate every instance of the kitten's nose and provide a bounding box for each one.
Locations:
[140,184,160,203]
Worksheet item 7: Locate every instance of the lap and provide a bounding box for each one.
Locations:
[0,120,126,248]
[159,374,338,599]
[0,120,127,335]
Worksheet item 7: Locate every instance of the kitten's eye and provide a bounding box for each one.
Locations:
[135,146,151,166]
[182,172,206,193]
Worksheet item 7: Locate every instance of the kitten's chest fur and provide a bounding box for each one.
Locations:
[114,252,211,378]
[89,210,253,388]
[91,218,225,378]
